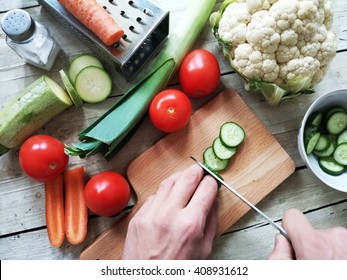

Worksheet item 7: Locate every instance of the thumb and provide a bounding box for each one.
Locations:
[268,234,294,260]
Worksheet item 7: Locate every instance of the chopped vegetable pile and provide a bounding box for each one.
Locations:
[210,0,337,105]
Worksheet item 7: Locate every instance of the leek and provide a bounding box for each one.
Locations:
[65,0,217,160]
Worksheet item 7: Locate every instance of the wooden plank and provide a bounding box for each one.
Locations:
[1,197,345,260]
[210,201,347,260]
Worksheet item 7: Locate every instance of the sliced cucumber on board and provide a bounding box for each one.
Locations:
[220,122,245,147]
[203,121,245,173]
[0,76,72,152]
[68,54,104,84]
[203,146,229,172]
[212,137,237,160]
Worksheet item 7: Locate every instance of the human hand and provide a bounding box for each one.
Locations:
[268,208,347,260]
[122,164,219,260]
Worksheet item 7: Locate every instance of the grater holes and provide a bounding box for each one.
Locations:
[143,9,153,17]
[128,1,137,8]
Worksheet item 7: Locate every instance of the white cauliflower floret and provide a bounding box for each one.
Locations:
[218,3,251,45]
[282,57,320,81]
[234,43,279,82]
[246,0,272,14]
[246,10,281,53]
[211,0,337,104]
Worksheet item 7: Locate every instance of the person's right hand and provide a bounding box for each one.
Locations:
[268,208,347,260]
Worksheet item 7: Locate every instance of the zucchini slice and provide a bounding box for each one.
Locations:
[75,66,112,103]
[68,54,104,84]
[59,69,83,107]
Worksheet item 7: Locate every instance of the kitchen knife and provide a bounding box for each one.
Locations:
[190,156,290,240]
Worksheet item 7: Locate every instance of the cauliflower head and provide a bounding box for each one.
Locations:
[210,0,337,105]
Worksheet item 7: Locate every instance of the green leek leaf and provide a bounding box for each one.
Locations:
[65,0,217,159]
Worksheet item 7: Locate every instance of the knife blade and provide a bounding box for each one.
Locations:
[190,156,290,240]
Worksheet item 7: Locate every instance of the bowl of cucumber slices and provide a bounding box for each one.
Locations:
[298,89,347,192]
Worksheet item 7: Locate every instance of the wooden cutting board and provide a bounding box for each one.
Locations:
[80,89,295,260]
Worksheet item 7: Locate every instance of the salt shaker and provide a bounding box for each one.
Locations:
[1,9,60,71]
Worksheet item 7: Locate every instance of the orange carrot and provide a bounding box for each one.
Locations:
[58,0,124,46]
[64,166,88,245]
[45,175,65,248]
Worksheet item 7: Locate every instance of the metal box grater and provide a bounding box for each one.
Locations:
[38,0,169,81]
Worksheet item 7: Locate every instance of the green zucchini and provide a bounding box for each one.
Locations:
[0,76,72,153]
[68,54,104,84]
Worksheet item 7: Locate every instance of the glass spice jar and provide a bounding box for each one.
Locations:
[1,9,60,70]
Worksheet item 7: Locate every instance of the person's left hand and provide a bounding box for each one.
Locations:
[122,164,219,260]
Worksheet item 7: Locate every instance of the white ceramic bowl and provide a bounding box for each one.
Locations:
[297,89,347,192]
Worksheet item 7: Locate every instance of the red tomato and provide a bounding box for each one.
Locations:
[19,135,69,182]
[84,171,131,217]
[149,89,192,133]
[179,49,220,98]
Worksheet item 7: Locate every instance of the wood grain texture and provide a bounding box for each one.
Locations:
[80,89,295,259]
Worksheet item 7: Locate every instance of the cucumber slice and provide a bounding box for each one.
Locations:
[314,134,331,152]
[325,106,346,123]
[304,126,320,155]
[313,141,335,157]
[68,54,104,84]
[337,130,347,145]
[333,143,347,166]
[0,76,72,150]
[75,66,112,103]
[319,156,345,176]
[59,69,83,107]
[326,111,347,135]
[212,137,237,160]
[307,111,323,127]
[203,146,229,172]
[219,122,245,147]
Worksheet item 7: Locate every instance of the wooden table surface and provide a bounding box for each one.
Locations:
[1,0,347,260]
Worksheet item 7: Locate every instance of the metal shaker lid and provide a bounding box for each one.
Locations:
[1,9,35,41]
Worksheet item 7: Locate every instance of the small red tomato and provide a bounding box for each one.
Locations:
[84,171,131,217]
[179,49,220,98]
[149,89,192,133]
[19,135,69,182]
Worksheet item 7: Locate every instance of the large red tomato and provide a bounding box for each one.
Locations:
[84,171,131,217]
[149,89,192,133]
[19,135,69,182]
[179,49,220,98]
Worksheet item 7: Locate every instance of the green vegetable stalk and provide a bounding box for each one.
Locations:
[65,0,217,160]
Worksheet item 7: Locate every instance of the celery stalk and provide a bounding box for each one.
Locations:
[65,0,217,160]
